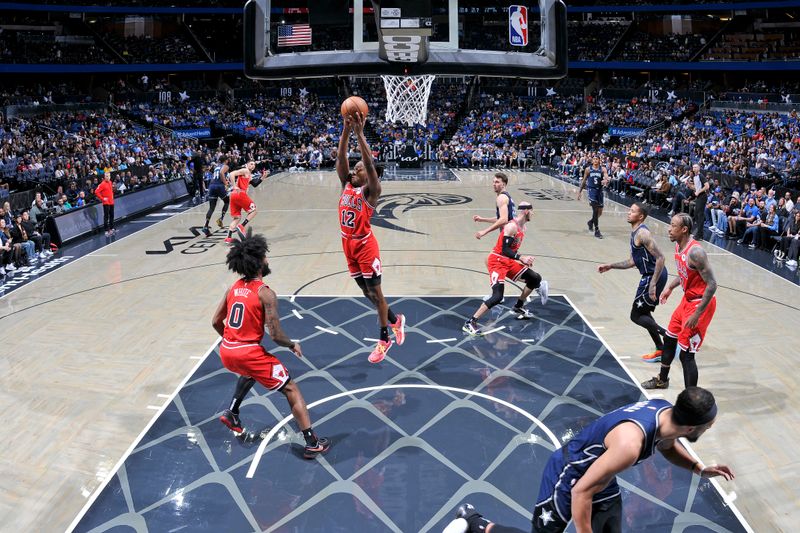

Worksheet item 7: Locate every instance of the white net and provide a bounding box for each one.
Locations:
[380,74,436,126]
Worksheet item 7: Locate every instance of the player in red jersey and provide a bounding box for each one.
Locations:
[336,112,405,363]
[212,229,330,459]
[224,160,267,244]
[462,202,549,336]
[642,213,717,390]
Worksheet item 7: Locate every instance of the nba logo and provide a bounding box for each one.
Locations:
[509,5,528,47]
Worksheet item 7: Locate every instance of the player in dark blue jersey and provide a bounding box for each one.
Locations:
[473,172,516,240]
[203,155,231,236]
[598,202,669,363]
[577,155,609,239]
[446,387,734,533]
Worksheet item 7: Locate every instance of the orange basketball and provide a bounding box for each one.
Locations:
[341,96,369,119]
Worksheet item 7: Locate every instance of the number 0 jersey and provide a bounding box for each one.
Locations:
[223,279,267,345]
[339,182,375,237]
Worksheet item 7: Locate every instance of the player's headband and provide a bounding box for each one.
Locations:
[518,203,533,211]
[672,401,717,426]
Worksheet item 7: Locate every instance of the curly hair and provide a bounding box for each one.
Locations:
[225,227,269,280]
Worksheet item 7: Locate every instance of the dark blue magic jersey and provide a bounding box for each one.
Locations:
[631,224,657,277]
[586,166,604,189]
[212,165,225,184]
[537,399,672,522]
[496,191,516,222]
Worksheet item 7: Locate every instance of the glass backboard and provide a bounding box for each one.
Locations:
[244,0,567,80]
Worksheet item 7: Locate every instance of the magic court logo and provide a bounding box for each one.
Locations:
[373,193,472,235]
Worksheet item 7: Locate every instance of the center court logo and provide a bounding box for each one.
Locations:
[520,188,574,201]
[145,226,228,255]
[372,192,472,235]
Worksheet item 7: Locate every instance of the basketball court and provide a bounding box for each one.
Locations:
[2,0,799,531]
[3,168,798,532]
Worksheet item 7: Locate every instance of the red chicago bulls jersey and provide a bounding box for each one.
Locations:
[223,279,266,344]
[675,239,706,301]
[492,220,525,256]
[235,173,251,191]
[339,182,375,237]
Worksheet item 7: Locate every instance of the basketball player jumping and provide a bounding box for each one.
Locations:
[642,213,717,390]
[577,155,609,239]
[463,202,549,335]
[446,387,733,533]
[225,160,266,244]
[336,112,405,363]
[473,172,516,240]
[598,202,669,362]
[212,228,330,459]
[203,155,230,236]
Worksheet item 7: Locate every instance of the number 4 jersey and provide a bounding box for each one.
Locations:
[339,182,375,237]
[223,279,267,346]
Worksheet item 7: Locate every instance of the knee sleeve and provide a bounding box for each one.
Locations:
[520,268,541,290]
[485,283,505,308]
[354,276,368,292]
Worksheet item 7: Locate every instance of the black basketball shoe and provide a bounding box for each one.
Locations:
[304,437,331,459]
[219,409,244,433]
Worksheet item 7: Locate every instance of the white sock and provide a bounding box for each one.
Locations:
[442,517,468,533]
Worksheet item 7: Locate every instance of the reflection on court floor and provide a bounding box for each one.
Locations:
[72,296,746,533]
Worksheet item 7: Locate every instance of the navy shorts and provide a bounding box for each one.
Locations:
[208,182,228,200]
[588,188,604,207]
[633,270,668,312]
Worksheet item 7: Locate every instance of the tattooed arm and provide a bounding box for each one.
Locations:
[685,245,717,329]
[638,228,666,300]
[259,286,303,358]
[597,257,635,273]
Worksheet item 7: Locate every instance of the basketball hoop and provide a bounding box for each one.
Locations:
[381,74,435,126]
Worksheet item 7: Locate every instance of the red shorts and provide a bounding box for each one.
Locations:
[487,252,527,285]
[341,233,382,279]
[666,296,716,352]
[230,191,256,218]
[219,342,290,390]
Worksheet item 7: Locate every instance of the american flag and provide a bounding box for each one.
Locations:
[277,24,312,47]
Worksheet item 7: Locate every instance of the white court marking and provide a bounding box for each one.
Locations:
[481,326,506,335]
[291,310,303,319]
[425,338,457,344]
[314,326,338,335]
[246,383,561,479]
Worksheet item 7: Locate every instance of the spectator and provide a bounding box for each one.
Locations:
[777,210,800,266]
[9,213,34,266]
[21,209,51,259]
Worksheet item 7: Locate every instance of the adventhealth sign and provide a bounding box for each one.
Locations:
[174,128,212,138]
[608,126,645,137]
